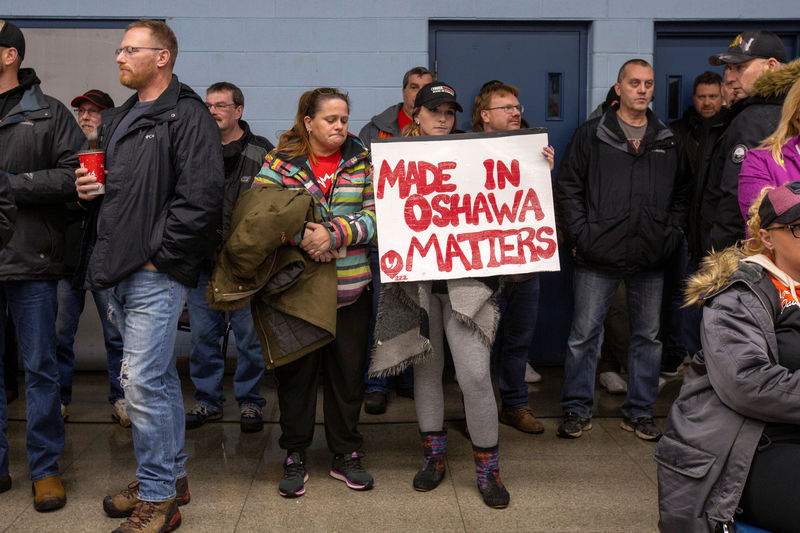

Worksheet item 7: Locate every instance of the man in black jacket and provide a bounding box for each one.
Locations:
[183,82,272,434]
[696,30,790,258]
[0,20,83,511]
[556,59,688,442]
[75,20,223,532]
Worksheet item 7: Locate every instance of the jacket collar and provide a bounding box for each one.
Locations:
[596,105,673,152]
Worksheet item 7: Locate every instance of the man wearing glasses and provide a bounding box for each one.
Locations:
[55,90,129,429]
[183,82,272,433]
[0,20,83,511]
[471,81,547,436]
[75,20,222,532]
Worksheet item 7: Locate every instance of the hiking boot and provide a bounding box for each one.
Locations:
[557,412,592,439]
[239,405,264,433]
[330,452,374,490]
[0,474,11,494]
[32,474,66,512]
[112,499,181,533]
[112,398,132,428]
[184,404,222,430]
[499,406,545,434]
[524,363,542,383]
[472,444,509,509]
[598,371,627,394]
[413,431,446,491]
[104,477,190,518]
[364,391,388,414]
[620,416,663,441]
[278,452,308,498]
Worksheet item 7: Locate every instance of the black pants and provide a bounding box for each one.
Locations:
[275,290,371,455]
[738,439,800,533]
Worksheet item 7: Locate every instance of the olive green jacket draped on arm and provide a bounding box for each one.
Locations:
[206,184,338,370]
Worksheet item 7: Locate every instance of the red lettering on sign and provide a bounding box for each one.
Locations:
[377,159,407,199]
[536,226,557,258]
[472,193,492,225]
[496,159,520,189]
[404,194,432,232]
[488,190,522,224]
[519,188,545,222]
[438,161,458,193]
[406,234,444,272]
[483,159,496,190]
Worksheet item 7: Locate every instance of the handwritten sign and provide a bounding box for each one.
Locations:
[371,130,560,283]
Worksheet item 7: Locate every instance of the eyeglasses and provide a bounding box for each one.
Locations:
[485,104,524,114]
[114,46,165,57]
[74,108,101,117]
[205,103,238,110]
[768,225,800,239]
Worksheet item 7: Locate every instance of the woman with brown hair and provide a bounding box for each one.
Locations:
[253,87,376,498]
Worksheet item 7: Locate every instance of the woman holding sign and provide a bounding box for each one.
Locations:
[252,88,376,498]
[372,81,510,508]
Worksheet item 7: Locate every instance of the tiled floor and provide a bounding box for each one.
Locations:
[1,367,682,532]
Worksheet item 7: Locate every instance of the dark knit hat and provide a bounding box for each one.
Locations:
[0,20,25,60]
[759,181,800,229]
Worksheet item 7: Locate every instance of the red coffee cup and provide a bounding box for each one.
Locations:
[78,149,105,195]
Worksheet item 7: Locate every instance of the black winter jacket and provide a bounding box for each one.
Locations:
[81,75,223,289]
[697,58,800,257]
[556,106,689,273]
[0,68,84,280]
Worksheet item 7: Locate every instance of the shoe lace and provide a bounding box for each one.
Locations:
[342,452,365,473]
[188,404,209,416]
[564,412,581,423]
[284,454,305,478]
[126,501,157,528]
[241,406,261,418]
[120,480,140,498]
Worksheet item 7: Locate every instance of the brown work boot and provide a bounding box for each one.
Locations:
[104,477,190,518]
[112,499,181,533]
[499,406,545,434]
[32,474,66,512]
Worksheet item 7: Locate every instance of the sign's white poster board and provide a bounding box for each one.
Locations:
[371,129,560,283]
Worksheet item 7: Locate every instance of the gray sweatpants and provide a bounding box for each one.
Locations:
[413,293,499,448]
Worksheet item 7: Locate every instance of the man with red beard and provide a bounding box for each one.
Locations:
[75,20,222,532]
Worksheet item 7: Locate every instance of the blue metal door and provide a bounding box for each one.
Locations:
[655,22,800,122]
[430,21,588,365]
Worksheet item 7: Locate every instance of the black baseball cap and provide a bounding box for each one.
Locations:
[759,182,800,228]
[709,30,787,66]
[414,81,463,112]
[71,90,115,110]
[0,20,25,60]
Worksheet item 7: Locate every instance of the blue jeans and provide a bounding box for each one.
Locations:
[187,273,265,411]
[492,275,540,410]
[55,279,124,405]
[0,281,64,481]
[109,269,187,502]
[663,238,702,358]
[561,268,663,420]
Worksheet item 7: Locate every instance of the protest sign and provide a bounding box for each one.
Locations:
[371,129,560,283]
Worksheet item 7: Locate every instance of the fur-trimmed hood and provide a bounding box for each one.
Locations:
[684,247,745,306]
[752,57,800,100]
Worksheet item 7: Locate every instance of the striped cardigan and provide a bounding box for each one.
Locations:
[252,134,376,307]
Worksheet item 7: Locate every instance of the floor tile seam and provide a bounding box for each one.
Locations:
[443,456,470,533]
[233,439,269,533]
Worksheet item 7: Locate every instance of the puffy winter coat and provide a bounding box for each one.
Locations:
[738,135,800,219]
[656,249,800,532]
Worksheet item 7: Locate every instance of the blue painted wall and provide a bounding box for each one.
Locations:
[5,1,800,141]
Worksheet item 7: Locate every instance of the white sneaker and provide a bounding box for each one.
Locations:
[599,372,627,394]
[524,363,542,383]
[111,398,131,428]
